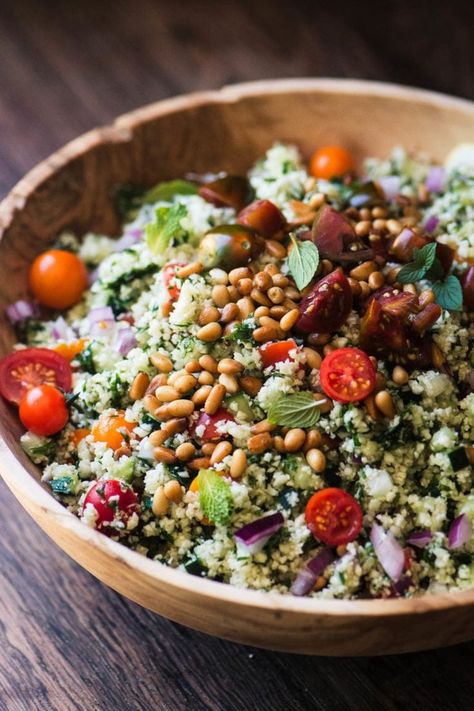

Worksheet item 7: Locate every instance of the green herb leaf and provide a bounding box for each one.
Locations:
[288,236,320,290]
[397,242,437,284]
[225,318,255,343]
[432,275,463,311]
[143,179,197,204]
[145,204,187,254]
[268,392,322,428]
[198,469,233,525]
[112,184,145,219]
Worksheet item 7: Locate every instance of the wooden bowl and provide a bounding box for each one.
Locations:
[1,79,474,656]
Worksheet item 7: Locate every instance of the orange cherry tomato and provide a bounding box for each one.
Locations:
[19,384,69,436]
[54,338,88,362]
[319,347,376,403]
[309,145,354,180]
[29,250,88,309]
[70,428,91,447]
[305,487,363,546]
[92,411,135,450]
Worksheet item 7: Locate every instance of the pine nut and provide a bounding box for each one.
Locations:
[174,374,197,394]
[368,271,385,290]
[163,418,188,436]
[364,394,380,421]
[221,302,240,323]
[412,303,442,334]
[253,325,284,342]
[227,285,240,302]
[205,383,226,414]
[198,306,220,326]
[201,442,216,456]
[266,240,287,259]
[272,274,289,288]
[229,267,252,286]
[254,271,273,291]
[392,365,409,385]
[280,308,300,331]
[403,283,417,295]
[304,429,322,452]
[359,207,371,220]
[386,219,402,235]
[155,385,180,402]
[306,448,326,472]
[198,370,215,386]
[240,376,262,397]
[259,315,281,329]
[176,261,202,278]
[163,479,183,503]
[167,369,186,386]
[247,432,272,454]
[218,358,243,375]
[267,286,285,304]
[359,281,372,298]
[192,385,212,405]
[431,343,445,368]
[375,372,386,391]
[303,347,322,369]
[284,428,306,452]
[251,288,271,307]
[272,435,286,453]
[197,322,222,342]
[149,429,168,447]
[283,298,298,311]
[317,397,334,413]
[114,445,132,459]
[185,359,202,373]
[210,441,233,464]
[150,353,173,372]
[264,263,279,275]
[355,220,371,237]
[199,354,218,373]
[188,457,211,471]
[146,374,168,395]
[270,305,287,320]
[375,390,396,418]
[254,306,270,320]
[152,486,169,516]
[230,449,247,478]
[175,442,196,461]
[309,192,325,209]
[251,419,276,434]
[129,372,150,400]
[321,259,334,275]
[209,268,229,285]
[212,284,230,307]
[237,296,255,319]
[144,394,159,415]
[153,446,177,464]
[219,373,240,394]
[237,277,253,295]
[285,286,301,301]
[349,261,377,281]
[372,206,388,219]
[418,289,436,308]
[313,576,327,591]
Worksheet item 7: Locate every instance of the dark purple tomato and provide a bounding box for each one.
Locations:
[296,268,353,334]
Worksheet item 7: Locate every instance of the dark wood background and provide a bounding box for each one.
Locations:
[1,1,474,709]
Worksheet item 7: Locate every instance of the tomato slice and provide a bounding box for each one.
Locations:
[237,199,286,238]
[319,347,376,403]
[296,268,353,334]
[82,479,139,533]
[259,339,297,368]
[19,384,69,436]
[0,348,73,404]
[305,487,363,546]
[190,407,235,442]
[162,262,186,301]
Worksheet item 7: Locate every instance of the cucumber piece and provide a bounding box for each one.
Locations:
[226,393,256,421]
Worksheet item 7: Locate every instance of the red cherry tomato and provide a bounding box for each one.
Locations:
[319,347,376,403]
[461,266,474,310]
[0,347,72,404]
[198,175,253,211]
[190,407,235,442]
[259,339,297,368]
[29,249,88,309]
[82,479,139,533]
[237,199,286,238]
[19,384,69,436]
[296,268,353,334]
[162,262,186,301]
[309,146,354,180]
[305,487,363,546]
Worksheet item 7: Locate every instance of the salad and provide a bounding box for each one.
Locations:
[1,141,473,599]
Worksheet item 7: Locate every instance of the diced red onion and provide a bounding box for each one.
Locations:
[377,175,401,201]
[448,514,472,549]
[234,512,284,555]
[51,316,71,340]
[88,306,115,324]
[5,299,39,324]
[370,523,405,582]
[114,326,137,356]
[88,267,100,286]
[291,548,335,597]
[425,166,445,193]
[406,529,432,549]
[423,215,439,233]
[391,575,412,597]
[113,229,142,252]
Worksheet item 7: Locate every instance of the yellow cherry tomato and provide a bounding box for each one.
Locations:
[92,411,135,451]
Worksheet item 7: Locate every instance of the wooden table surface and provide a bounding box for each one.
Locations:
[1,1,473,709]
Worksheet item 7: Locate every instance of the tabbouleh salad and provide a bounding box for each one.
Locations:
[1,141,474,599]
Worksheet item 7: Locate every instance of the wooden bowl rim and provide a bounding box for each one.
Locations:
[1,77,474,619]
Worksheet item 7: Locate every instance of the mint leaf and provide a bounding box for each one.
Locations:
[288,236,320,290]
[198,469,233,525]
[426,257,445,281]
[432,275,463,311]
[397,243,437,284]
[143,179,197,204]
[268,392,322,428]
[145,204,187,254]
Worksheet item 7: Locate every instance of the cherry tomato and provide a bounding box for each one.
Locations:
[390,228,454,274]
[29,250,88,309]
[296,268,353,334]
[319,347,376,403]
[19,384,69,436]
[305,487,363,546]
[70,428,91,447]
[461,266,474,310]
[259,339,297,368]
[190,407,235,442]
[309,146,354,180]
[198,225,263,270]
[0,347,72,404]
[53,338,88,362]
[311,205,373,263]
[92,411,136,450]
[198,175,254,211]
[237,199,286,238]
[162,262,186,301]
[82,479,139,533]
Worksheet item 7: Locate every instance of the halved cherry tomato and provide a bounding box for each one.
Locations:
[190,407,235,442]
[259,339,297,368]
[19,384,69,436]
[82,479,139,533]
[198,225,263,270]
[0,347,72,404]
[29,249,88,309]
[70,428,91,447]
[389,228,454,274]
[54,338,88,362]
[461,266,474,310]
[305,487,363,546]
[92,411,136,450]
[198,175,254,211]
[296,268,353,334]
[319,347,376,403]
[309,146,354,180]
[311,205,373,263]
[237,199,286,238]
[162,262,186,301]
